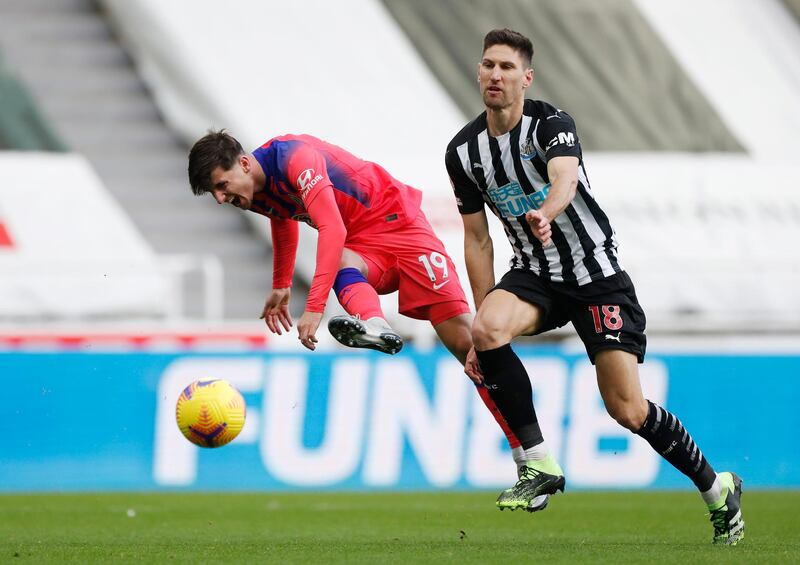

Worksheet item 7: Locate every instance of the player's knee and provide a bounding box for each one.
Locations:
[338,249,367,274]
[606,400,647,432]
[471,316,508,350]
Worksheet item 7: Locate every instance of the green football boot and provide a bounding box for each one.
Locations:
[708,471,745,545]
[497,454,565,512]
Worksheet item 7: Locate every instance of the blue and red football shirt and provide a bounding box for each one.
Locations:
[250,134,423,312]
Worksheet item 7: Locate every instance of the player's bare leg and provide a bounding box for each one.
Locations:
[327,248,403,354]
[594,350,648,432]
[431,313,472,365]
[596,349,744,544]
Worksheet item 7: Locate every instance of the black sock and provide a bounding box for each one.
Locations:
[476,344,543,449]
[636,400,716,491]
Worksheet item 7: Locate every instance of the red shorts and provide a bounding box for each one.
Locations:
[345,212,470,325]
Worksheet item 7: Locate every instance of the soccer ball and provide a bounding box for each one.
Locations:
[175,379,246,448]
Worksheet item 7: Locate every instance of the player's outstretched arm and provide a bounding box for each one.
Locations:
[525,155,578,247]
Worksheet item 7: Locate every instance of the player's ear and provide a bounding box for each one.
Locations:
[240,154,250,173]
[523,67,533,89]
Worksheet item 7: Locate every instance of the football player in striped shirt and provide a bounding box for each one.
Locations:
[445,28,743,544]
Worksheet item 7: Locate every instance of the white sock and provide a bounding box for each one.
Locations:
[511,446,526,468]
[365,316,392,330]
[700,474,723,506]
[523,442,549,462]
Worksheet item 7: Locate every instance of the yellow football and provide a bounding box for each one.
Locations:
[175,379,246,448]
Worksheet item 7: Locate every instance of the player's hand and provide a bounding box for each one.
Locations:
[260,288,293,335]
[464,346,484,385]
[297,310,322,351]
[525,209,553,247]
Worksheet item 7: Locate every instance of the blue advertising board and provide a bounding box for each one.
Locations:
[1,347,798,491]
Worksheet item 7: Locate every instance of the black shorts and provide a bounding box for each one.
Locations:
[491,269,647,364]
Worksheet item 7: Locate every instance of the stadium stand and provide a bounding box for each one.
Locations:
[1,0,799,335]
[97,0,800,334]
[0,56,65,151]
[0,152,177,320]
[381,0,743,152]
[634,0,800,161]
[0,0,300,320]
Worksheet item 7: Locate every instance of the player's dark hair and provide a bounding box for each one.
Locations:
[483,28,533,66]
[187,129,244,195]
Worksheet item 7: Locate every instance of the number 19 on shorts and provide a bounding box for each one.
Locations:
[418,252,449,282]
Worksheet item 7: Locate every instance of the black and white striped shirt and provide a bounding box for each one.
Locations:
[445,99,622,285]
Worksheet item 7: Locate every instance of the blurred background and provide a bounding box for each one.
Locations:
[0,0,798,492]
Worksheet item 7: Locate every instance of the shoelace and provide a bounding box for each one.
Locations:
[709,506,728,535]
[516,465,542,485]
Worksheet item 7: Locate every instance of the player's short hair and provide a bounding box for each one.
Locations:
[483,28,533,67]
[187,129,244,195]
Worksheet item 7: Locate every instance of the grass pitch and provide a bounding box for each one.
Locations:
[0,491,797,563]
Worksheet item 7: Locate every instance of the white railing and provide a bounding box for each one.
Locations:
[0,253,224,322]
[157,254,224,321]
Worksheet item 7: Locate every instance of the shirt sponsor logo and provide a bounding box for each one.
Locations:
[486,182,550,218]
[545,131,575,152]
[297,168,324,198]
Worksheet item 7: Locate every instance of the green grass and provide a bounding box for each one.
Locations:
[0,491,797,564]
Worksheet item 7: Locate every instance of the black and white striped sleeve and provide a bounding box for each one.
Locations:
[445,146,484,214]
